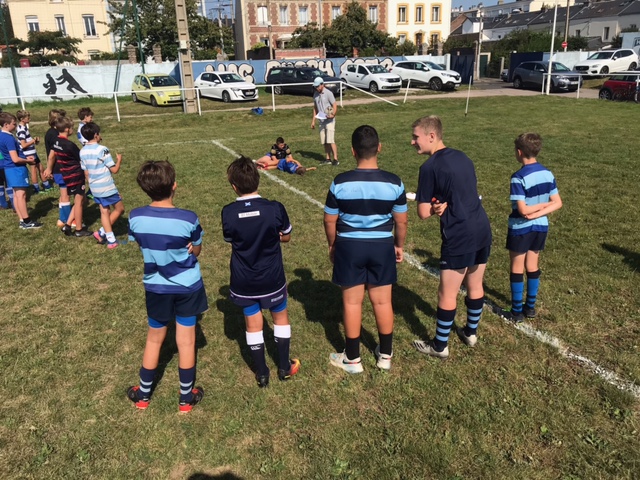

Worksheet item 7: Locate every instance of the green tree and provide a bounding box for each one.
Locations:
[12,30,82,66]
[1,4,14,39]
[105,0,233,61]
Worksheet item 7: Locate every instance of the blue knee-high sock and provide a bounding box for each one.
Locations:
[137,366,155,400]
[434,307,456,351]
[526,270,541,309]
[0,185,7,208]
[60,202,71,223]
[179,366,196,403]
[510,272,524,313]
[464,296,484,336]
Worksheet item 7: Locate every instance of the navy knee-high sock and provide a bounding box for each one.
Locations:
[246,331,269,376]
[464,296,484,336]
[434,307,456,351]
[137,366,155,400]
[179,366,196,403]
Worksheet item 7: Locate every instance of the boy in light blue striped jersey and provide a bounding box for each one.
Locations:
[504,133,563,323]
[126,160,208,413]
[80,122,124,248]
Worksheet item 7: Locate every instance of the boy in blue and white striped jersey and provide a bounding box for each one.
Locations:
[16,110,51,194]
[79,122,124,249]
[504,133,563,323]
[126,160,207,413]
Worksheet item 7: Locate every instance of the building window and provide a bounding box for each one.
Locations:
[369,6,378,23]
[257,6,268,26]
[432,5,441,22]
[83,15,97,37]
[398,34,406,44]
[261,37,270,46]
[26,16,40,32]
[604,26,609,40]
[416,6,423,23]
[575,29,581,37]
[55,15,66,36]
[279,6,288,25]
[398,6,407,23]
[332,6,341,19]
[630,24,637,30]
[431,33,439,45]
[299,6,308,25]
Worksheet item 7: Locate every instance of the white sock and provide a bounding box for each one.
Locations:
[106,232,116,243]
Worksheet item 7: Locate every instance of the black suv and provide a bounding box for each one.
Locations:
[265,67,344,96]
[512,61,582,92]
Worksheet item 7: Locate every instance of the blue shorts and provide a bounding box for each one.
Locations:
[230,283,288,310]
[93,193,122,207]
[277,158,298,174]
[53,173,67,188]
[5,166,30,188]
[440,246,491,270]
[506,231,547,253]
[145,286,208,323]
[332,239,397,287]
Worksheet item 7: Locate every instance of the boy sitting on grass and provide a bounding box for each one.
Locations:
[127,160,208,413]
[501,133,563,323]
[222,156,300,388]
[256,136,316,175]
[80,122,124,249]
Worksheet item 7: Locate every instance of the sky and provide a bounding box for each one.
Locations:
[452,0,500,12]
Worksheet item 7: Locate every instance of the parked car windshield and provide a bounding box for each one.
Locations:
[309,69,331,79]
[551,63,571,72]
[588,52,614,60]
[149,76,179,87]
[368,65,389,74]
[219,73,244,83]
[424,62,445,71]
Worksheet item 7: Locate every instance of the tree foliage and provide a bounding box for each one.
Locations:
[105,0,234,61]
[12,30,82,66]
[287,2,415,56]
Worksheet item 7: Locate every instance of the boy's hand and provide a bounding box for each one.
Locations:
[26,156,36,165]
[395,246,404,263]
[43,169,52,179]
[431,197,448,217]
[34,137,40,145]
[186,242,194,254]
[311,120,315,129]
[328,245,335,264]
[116,153,123,162]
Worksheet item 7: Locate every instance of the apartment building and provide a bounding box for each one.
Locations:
[7,0,115,60]
[387,0,451,53]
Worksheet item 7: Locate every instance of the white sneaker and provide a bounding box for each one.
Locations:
[456,327,477,347]
[374,345,392,370]
[413,339,449,360]
[329,352,364,374]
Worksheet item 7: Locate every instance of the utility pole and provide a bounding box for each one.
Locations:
[0,4,20,99]
[563,0,570,51]
[175,0,198,113]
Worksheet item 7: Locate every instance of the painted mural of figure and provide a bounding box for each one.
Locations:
[43,74,63,101]
[56,69,92,98]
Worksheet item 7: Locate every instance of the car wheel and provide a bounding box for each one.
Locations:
[513,77,523,89]
[150,96,158,107]
[429,77,443,91]
[369,82,379,93]
[629,62,637,71]
[600,66,609,75]
[222,91,231,103]
[132,93,138,103]
[599,88,613,100]
[274,85,283,95]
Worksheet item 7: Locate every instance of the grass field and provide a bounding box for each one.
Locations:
[0,94,639,479]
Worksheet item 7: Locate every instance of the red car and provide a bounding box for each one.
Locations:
[598,74,640,101]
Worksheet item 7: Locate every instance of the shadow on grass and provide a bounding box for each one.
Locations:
[29,194,56,220]
[392,283,435,340]
[288,268,379,354]
[295,150,328,163]
[217,286,279,372]
[151,315,207,394]
[188,472,244,480]
[602,243,640,273]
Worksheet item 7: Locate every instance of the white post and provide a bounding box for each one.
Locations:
[114,93,121,122]
[403,79,411,104]
[271,86,276,112]
[464,76,472,116]
[546,2,559,95]
[196,87,202,115]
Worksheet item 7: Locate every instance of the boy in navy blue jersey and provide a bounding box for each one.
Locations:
[127,160,207,412]
[501,133,562,322]
[324,125,408,373]
[222,156,300,388]
[411,115,492,360]
[256,137,316,175]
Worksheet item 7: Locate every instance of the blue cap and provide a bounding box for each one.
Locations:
[313,77,324,87]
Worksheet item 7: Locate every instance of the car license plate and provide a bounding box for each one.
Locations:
[569,81,578,85]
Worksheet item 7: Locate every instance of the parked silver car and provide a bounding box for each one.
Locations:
[512,61,582,92]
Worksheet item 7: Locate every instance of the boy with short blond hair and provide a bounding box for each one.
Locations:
[16,110,51,194]
[127,160,207,412]
[80,122,124,249]
[502,133,563,323]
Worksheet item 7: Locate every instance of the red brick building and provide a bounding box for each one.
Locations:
[235,0,389,60]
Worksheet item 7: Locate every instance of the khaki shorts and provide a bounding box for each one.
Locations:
[319,121,335,144]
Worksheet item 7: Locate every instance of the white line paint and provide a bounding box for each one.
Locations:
[209,139,640,399]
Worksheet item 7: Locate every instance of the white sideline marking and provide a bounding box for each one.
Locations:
[210,139,640,399]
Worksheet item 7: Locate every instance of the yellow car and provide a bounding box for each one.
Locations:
[131,73,182,107]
